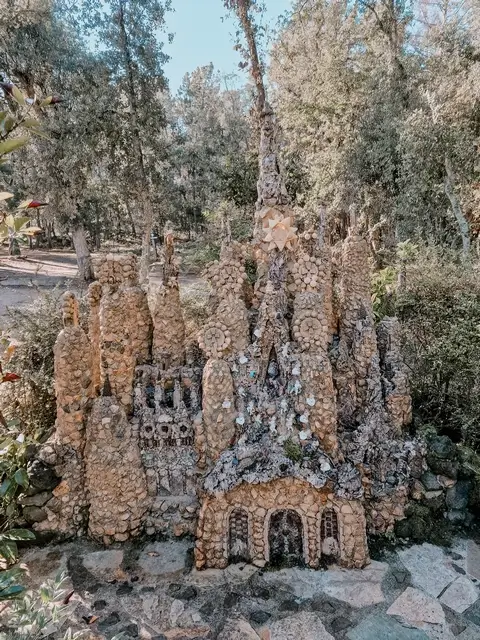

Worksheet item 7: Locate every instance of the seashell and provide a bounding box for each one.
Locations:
[292,364,301,376]
[239,355,248,365]
[236,415,245,425]
[299,414,308,424]
[306,396,316,407]
[253,328,262,338]
[222,399,232,409]
[320,460,331,472]
[299,430,309,440]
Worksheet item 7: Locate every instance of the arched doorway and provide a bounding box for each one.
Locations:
[228,508,250,562]
[268,509,304,567]
[320,508,340,564]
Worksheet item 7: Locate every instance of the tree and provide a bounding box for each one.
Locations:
[172,64,256,233]
[61,0,173,282]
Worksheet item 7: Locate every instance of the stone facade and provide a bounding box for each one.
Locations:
[35,220,421,571]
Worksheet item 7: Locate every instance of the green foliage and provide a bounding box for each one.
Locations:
[0,567,26,601]
[1,289,63,438]
[283,438,303,463]
[0,571,126,640]
[397,252,480,449]
[371,266,397,321]
[0,528,35,566]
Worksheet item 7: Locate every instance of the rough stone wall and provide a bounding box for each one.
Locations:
[35,292,92,536]
[84,396,149,544]
[201,359,236,461]
[148,233,185,368]
[195,477,369,570]
[94,254,152,413]
[377,317,412,435]
[365,486,408,534]
[87,282,102,395]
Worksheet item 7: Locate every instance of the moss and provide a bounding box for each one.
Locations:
[283,438,303,463]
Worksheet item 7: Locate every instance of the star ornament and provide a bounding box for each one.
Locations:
[262,216,298,251]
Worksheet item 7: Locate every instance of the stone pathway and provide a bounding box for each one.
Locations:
[13,538,480,639]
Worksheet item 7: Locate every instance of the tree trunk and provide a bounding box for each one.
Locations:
[72,224,94,282]
[139,195,154,284]
[444,154,470,262]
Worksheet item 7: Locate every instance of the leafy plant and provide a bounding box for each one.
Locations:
[0,571,127,640]
[0,567,27,601]
[371,266,397,321]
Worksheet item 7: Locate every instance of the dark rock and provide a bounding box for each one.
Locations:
[22,505,47,523]
[447,510,465,523]
[427,455,459,479]
[26,460,59,492]
[122,623,139,637]
[117,583,133,596]
[224,592,241,608]
[167,583,182,596]
[422,491,445,513]
[98,612,120,630]
[199,601,215,617]
[464,598,480,627]
[392,569,408,584]
[19,491,52,507]
[140,586,155,593]
[251,585,271,600]
[446,480,471,510]
[151,636,167,640]
[331,616,352,632]
[310,598,335,613]
[94,600,107,611]
[177,585,197,601]
[430,436,457,459]
[249,610,271,625]
[421,471,441,491]
[452,564,466,575]
[450,552,463,561]
[278,598,300,612]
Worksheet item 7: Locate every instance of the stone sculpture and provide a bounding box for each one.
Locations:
[34,213,419,571]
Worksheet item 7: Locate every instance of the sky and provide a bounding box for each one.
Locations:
[163,0,293,95]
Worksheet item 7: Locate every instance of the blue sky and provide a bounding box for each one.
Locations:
[163,0,293,94]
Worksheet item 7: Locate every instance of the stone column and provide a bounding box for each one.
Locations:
[202,359,236,461]
[36,292,92,536]
[84,395,150,544]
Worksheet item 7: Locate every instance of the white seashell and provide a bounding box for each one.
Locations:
[280,398,288,411]
[269,417,277,433]
[299,414,308,424]
[293,380,302,394]
[320,460,331,472]
[239,355,248,364]
[292,364,301,376]
[236,415,245,425]
[254,328,262,338]
[222,400,232,409]
[306,396,315,407]
[299,430,309,440]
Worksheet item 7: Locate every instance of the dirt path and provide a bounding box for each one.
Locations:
[0,249,205,325]
[0,250,80,322]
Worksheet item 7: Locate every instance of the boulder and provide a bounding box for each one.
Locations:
[446,480,471,510]
[420,471,441,491]
[26,460,59,493]
[22,505,47,523]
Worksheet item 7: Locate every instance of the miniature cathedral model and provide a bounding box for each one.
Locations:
[35,210,420,571]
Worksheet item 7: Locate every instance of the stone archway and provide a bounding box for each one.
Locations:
[268,509,304,567]
[228,507,250,562]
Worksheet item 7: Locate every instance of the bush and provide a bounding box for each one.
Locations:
[396,252,480,450]
[0,289,63,439]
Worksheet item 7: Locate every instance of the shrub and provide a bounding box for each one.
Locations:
[0,289,63,438]
[396,252,480,449]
